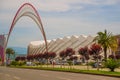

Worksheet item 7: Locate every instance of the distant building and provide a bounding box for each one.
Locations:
[27,34,120,59]
[27,35,95,57]
[115,34,120,54]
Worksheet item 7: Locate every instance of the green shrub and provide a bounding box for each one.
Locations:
[11,61,26,66]
[67,60,72,65]
[10,61,18,66]
[104,59,120,72]
[18,61,26,66]
[88,62,95,66]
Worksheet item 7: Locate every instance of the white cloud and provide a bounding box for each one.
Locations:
[0,0,120,47]
[42,16,120,34]
[0,0,120,12]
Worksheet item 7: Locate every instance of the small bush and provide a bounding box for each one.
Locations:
[11,61,26,66]
[104,59,120,72]
[18,61,26,66]
[67,60,72,65]
[88,62,95,66]
[10,61,18,66]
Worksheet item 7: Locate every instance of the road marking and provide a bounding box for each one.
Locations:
[58,77,72,80]
[13,76,20,80]
[5,74,10,77]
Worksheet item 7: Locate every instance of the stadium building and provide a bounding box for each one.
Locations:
[27,35,95,57]
[27,34,120,61]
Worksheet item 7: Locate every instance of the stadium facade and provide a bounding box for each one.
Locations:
[27,34,120,60]
[27,35,95,57]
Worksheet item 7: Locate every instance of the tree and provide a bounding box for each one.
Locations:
[59,50,66,60]
[93,30,115,61]
[78,46,89,70]
[43,52,50,66]
[89,43,102,70]
[59,50,66,68]
[15,56,26,61]
[49,52,56,67]
[65,48,75,68]
[6,48,15,59]
[78,46,89,61]
[65,48,75,57]
[37,53,43,61]
[109,36,118,59]
[49,52,56,59]
[109,54,120,60]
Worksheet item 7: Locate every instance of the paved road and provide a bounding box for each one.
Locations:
[0,66,119,80]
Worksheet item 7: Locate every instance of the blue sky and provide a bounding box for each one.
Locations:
[0,0,120,48]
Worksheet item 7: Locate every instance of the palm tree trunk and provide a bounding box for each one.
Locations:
[104,47,107,61]
[113,51,117,60]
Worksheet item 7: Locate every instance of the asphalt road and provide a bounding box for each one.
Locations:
[0,66,119,80]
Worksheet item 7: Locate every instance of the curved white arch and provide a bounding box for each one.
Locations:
[6,3,48,52]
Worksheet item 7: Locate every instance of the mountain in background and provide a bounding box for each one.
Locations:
[8,47,27,54]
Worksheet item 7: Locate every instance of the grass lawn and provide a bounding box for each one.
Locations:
[10,65,120,78]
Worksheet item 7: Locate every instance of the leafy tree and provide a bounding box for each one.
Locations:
[65,48,75,68]
[59,48,75,68]
[78,46,89,61]
[59,50,66,60]
[15,56,26,61]
[78,46,89,70]
[48,52,56,67]
[93,30,116,61]
[37,53,43,61]
[65,48,75,57]
[36,53,44,66]
[6,48,15,59]
[49,52,56,59]
[27,55,31,61]
[59,50,66,68]
[43,52,50,66]
[109,54,120,60]
[109,36,118,59]
[43,52,49,60]
[89,43,102,70]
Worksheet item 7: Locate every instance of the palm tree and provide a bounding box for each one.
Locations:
[93,30,116,61]
[109,36,118,59]
[6,48,15,59]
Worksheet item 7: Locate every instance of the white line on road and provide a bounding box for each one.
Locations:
[57,77,72,80]
[13,76,20,80]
